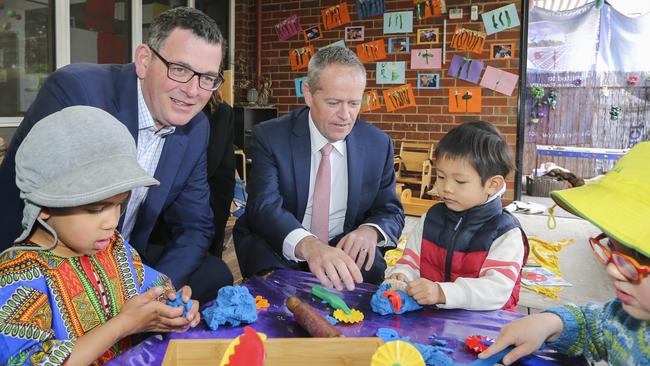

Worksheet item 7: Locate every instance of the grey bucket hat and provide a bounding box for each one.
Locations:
[14,105,159,244]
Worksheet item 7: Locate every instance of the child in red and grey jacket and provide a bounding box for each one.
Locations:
[385,121,528,311]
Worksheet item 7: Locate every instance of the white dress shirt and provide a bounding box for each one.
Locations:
[282,112,388,261]
[121,80,175,240]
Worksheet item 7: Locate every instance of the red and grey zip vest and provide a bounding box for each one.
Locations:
[420,198,529,311]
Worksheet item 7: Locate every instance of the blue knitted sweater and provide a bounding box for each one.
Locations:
[544,299,650,366]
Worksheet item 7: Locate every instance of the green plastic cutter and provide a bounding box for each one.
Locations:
[311,285,351,315]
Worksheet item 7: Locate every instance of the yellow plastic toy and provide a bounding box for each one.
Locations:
[371,340,425,366]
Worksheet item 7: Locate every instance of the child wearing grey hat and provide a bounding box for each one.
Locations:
[0,106,201,365]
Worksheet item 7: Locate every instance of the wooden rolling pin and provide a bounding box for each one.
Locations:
[286,296,343,338]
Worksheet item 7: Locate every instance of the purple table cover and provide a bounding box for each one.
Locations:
[110,269,586,365]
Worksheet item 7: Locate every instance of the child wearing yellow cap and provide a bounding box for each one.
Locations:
[480,141,650,366]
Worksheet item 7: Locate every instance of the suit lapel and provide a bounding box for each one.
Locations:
[345,123,365,232]
[136,131,189,238]
[291,109,311,221]
[115,64,140,142]
[116,64,140,231]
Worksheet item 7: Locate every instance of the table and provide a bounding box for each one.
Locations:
[111,269,586,365]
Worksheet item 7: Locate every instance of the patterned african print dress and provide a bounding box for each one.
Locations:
[0,234,173,365]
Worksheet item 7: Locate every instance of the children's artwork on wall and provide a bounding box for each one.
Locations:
[345,26,365,42]
[323,40,346,49]
[376,62,406,84]
[450,27,486,54]
[416,28,439,44]
[410,48,442,69]
[447,54,484,84]
[480,66,519,96]
[413,0,447,20]
[490,43,515,60]
[417,73,440,89]
[322,3,351,30]
[481,3,520,35]
[383,11,413,34]
[357,0,386,20]
[356,39,387,63]
[448,87,481,113]
[383,84,416,112]
[360,90,382,112]
[303,25,322,42]
[388,37,410,53]
[289,45,315,71]
[294,77,308,97]
[274,15,302,41]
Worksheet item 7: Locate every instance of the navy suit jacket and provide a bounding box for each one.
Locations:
[237,107,404,256]
[0,63,213,287]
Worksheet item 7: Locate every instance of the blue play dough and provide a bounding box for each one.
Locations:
[326,315,339,325]
[376,327,411,342]
[201,286,257,330]
[370,284,422,315]
[376,328,456,366]
[166,289,192,317]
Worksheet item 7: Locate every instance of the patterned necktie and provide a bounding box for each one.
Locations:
[311,143,334,243]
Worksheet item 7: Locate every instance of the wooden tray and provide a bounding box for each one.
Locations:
[162,337,384,366]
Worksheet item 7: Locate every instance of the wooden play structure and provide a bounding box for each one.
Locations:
[394,142,435,198]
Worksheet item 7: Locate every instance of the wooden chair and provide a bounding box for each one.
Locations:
[394,142,434,198]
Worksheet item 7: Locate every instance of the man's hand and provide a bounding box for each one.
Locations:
[115,287,192,336]
[296,236,363,291]
[406,278,446,305]
[479,313,564,365]
[335,226,379,271]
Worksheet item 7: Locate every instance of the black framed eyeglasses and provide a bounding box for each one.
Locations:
[149,46,224,91]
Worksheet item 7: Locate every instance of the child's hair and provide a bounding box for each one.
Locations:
[435,121,514,184]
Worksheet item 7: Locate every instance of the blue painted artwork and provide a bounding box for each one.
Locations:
[294,77,308,97]
[383,11,413,34]
[356,0,385,20]
[481,3,520,35]
[447,54,484,84]
[376,62,406,84]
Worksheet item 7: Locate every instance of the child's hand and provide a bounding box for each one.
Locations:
[406,278,445,305]
[479,313,564,365]
[165,285,201,328]
[116,286,191,336]
[388,273,406,281]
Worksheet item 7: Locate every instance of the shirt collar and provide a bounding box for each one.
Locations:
[308,111,345,155]
[137,80,175,137]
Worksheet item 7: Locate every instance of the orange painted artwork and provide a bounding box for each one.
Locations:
[321,2,351,30]
[383,84,416,112]
[289,45,315,71]
[413,0,447,20]
[448,87,482,113]
[356,39,387,63]
[450,27,487,54]
[360,90,381,113]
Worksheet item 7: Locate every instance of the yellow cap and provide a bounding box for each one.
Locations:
[550,141,650,258]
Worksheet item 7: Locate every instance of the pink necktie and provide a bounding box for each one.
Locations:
[311,143,333,243]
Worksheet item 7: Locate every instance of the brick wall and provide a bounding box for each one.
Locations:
[234,0,522,200]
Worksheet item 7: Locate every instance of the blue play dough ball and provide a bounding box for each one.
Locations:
[201,286,257,330]
[166,289,192,317]
[370,284,422,315]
